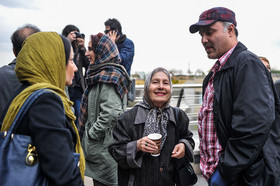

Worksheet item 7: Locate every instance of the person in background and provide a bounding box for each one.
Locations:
[1,32,85,185]
[275,79,280,99]
[104,18,135,76]
[62,24,89,127]
[108,67,195,186]
[259,56,271,72]
[105,18,136,103]
[189,7,280,185]
[0,24,40,116]
[79,33,131,186]
[258,56,280,100]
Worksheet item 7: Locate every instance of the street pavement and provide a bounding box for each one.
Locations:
[84,174,207,186]
[195,174,208,186]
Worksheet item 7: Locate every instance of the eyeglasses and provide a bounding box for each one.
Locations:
[104,30,111,34]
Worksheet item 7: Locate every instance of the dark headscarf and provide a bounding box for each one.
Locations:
[78,33,131,138]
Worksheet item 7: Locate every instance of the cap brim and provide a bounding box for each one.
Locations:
[189,20,217,33]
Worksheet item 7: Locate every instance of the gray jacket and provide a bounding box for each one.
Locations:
[0,59,22,116]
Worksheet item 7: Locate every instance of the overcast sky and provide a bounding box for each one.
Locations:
[0,0,279,75]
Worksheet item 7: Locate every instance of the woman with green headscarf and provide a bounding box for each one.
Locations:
[0,32,85,185]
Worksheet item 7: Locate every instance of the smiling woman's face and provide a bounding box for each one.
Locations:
[148,71,171,108]
[85,40,95,64]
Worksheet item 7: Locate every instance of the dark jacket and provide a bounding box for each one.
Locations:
[116,37,134,76]
[202,42,280,185]
[275,79,280,99]
[0,59,22,116]
[69,48,89,99]
[9,85,84,186]
[108,106,194,186]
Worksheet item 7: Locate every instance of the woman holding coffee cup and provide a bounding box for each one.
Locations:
[109,67,195,186]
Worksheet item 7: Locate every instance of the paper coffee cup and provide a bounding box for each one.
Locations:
[148,133,162,157]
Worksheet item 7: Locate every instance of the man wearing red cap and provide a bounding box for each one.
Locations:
[190,7,280,185]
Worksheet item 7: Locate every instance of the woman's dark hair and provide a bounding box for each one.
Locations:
[62,24,80,37]
[60,35,71,65]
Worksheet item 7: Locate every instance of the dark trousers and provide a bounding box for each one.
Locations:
[68,86,83,127]
[93,179,108,186]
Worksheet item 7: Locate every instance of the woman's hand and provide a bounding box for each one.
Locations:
[171,143,185,159]
[137,136,158,153]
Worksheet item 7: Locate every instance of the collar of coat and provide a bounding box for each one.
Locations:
[219,42,247,71]
[134,106,176,125]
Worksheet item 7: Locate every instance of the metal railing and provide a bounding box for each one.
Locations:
[129,84,202,130]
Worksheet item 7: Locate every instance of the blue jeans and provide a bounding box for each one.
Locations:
[72,98,81,127]
[68,87,83,127]
[208,169,228,186]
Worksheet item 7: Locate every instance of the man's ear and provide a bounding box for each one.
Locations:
[228,24,236,37]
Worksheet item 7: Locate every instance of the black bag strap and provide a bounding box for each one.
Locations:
[173,107,198,185]
[3,89,50,137]
[174,107,180,143]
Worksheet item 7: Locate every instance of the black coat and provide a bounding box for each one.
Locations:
[108,106,194,186]
[0,59,22,116]
[202,42,280,185]
[71,47,89,90]
[275,79,280,100]
[13,87,84,186]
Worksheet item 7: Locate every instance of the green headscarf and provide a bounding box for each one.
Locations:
[0,32,85,180]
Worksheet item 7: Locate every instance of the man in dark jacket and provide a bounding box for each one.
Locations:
[62,24,89,127]
[104,18,135,76]
[0,24,40,116]
[105,18,135,102]
[189,7,280,185]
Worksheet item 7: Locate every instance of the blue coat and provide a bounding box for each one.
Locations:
[117,38,135,76]
[202,42,280,185]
